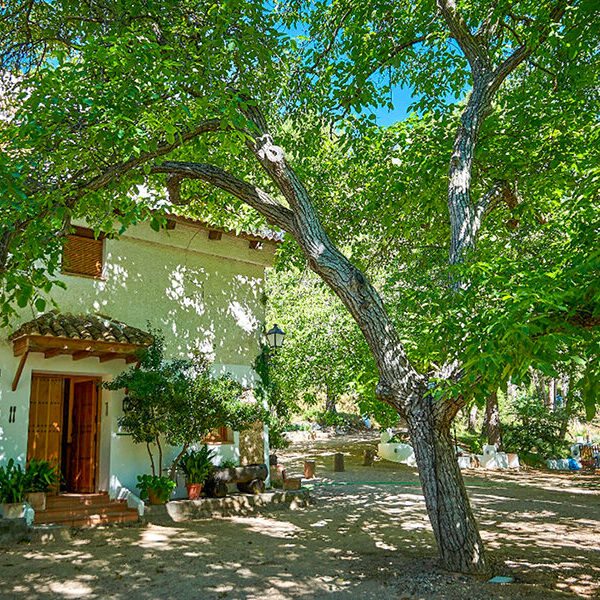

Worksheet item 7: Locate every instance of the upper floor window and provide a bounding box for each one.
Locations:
[61,226,104,279]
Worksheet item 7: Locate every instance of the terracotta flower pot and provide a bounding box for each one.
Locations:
[148,488,167,505]
[186,483,203,500]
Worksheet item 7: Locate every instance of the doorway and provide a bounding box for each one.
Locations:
[27,374,101,493]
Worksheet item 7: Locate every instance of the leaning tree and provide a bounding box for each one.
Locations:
[2,0,599,574]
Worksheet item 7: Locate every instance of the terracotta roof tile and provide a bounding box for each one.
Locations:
[9,311,153,346]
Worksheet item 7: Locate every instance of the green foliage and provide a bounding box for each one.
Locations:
[1,0,599,422]
[219,459,238,469]
[301,408,366,430]
[105,330,263,477]
[178,446,216,485]
[266,267,401,429]
[24,459,60,493]
[136,475,177,503]
[0,459,27,504]
[502,395,570,460]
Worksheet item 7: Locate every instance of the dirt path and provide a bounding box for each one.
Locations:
[0,433,598,599]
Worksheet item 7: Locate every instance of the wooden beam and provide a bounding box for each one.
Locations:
[99,352,120,363]
[125,355,138,364]
[72,349,92,360]
[12,351,29,391]
[12,337,29,357]
[44,348,63,359]
[20,335,146,356]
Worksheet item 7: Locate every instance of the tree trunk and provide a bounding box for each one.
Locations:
[169,442,189,481]
[558,373,572,441]
[548,378,556,411]
[158,101,488,575]
[467,404,478,433]
[325,384,337,413]
[408,400,488,574]
[146,441,156,477]
[485,390,503,451]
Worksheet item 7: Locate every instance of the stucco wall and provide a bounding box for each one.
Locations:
[0,220,275,496]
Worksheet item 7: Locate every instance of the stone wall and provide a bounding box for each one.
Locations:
[238,422,265,466]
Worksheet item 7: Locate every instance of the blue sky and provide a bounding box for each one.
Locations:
[372,85,418,127]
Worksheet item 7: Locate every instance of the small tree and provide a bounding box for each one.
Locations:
[105,333,264,480]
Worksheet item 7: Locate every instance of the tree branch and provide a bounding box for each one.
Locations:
[436,0,490,72]
[71,119,223,200]
[151,161,296,233]
[489,1,567,97]
[474,179,512,223]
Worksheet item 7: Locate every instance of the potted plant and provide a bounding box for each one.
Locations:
[178,446,216,499]
[24,459,60,511]
[136,474,176,505]
[0,459,27,519]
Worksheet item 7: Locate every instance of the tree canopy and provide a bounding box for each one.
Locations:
[2,0,599,574]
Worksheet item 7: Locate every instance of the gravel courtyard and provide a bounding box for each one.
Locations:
[0,434,598,599]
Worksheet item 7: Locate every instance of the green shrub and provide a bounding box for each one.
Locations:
[24,459,60,492]
[503,395,570,459]
[178,446,216,484]
[0,459,27,504]
[136,474,177,502]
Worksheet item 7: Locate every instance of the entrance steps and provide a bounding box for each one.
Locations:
[34,493,139,527]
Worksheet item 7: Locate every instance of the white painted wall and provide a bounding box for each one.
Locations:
[0,220,275,497]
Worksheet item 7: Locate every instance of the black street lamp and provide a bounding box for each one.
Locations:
[265,324,286,350]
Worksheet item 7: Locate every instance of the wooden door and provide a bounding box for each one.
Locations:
[27,376,65,471]
[67,380,99,493]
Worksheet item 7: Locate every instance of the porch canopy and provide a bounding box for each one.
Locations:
[9,311,153,390]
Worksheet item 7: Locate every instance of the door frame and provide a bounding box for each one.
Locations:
[29,372,103,493]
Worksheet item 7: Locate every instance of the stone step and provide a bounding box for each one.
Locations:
[35,502,130,523]
[36,510,139,528]
[45,493,111,508]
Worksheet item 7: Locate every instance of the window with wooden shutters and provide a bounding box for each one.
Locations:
[61,226,104,278]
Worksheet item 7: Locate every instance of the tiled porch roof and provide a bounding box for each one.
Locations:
[8,312,152,392]
[9,311,153,345]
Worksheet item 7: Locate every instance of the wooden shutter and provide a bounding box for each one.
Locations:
[62,227,103,278]
[203,426,230,444]
[27,376,64,471]
[67,380,99,493]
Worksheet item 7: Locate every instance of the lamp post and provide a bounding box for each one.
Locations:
[265,324,286,351]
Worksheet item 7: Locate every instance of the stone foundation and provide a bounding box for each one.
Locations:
[144,489,310,523]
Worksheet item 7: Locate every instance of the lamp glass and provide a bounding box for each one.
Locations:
[266,325,286,349]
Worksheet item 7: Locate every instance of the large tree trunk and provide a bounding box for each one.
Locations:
[485,390,503,451]
[408,399,487,573]
[158,99,490,575]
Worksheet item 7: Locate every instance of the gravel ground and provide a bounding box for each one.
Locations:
[0,432,598,599]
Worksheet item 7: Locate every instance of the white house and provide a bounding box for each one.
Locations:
[0,216,278,511]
